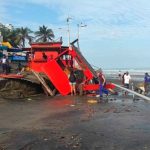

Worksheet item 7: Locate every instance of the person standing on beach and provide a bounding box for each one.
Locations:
[68,70,76,95]
[42,52,47,61]
[1,55,8,74]
[97,69,108,98]
[124,71,131,95]
[118,70,122,80]
[122,72,126,85]
[144,73,150,95]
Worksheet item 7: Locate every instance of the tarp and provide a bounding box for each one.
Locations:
[0,46,8,50]
[8,55,27,61]
[2,42,12,48]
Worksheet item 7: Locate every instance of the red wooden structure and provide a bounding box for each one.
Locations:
[0,40,115,96]
[28,40,115,95]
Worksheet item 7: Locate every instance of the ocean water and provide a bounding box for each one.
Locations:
[103,68,150,81]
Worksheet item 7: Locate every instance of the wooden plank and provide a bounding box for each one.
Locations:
[72,45,97,77]
[31,70,54,96]
[0,74,23,79]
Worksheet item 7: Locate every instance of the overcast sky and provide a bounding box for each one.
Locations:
[1,0,150,69]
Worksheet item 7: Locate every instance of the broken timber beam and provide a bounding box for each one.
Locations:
[31,70,54,96]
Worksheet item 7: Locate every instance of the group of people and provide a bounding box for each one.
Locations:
[68,68,117,98]
[68,68,85,96]
[97,69,133,98]
[120,71,150,95]
[68,68,109,97]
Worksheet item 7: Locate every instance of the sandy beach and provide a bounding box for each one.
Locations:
[0,76,150,150]
[1,0,150,149]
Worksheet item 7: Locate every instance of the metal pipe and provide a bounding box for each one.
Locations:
[67,17,72,47]
[112,83,150,101]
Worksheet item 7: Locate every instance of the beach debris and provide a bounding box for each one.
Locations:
[96,95,100,97]
[125,108,131,112]
[43,138,48,141]
[60,136,65,139]
[0,146,5,150]
[27,98,32,101]
[87,99,97,104]
[104,107,117,113]
[0,79,43,100]
[113,109,120,113]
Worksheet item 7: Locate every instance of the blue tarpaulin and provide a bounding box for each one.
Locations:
[11,56,27,61]
[0,46,8,50]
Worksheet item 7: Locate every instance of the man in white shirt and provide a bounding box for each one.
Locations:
[124,71,131,89]
[124,71,131,95]
[1,55,7,74]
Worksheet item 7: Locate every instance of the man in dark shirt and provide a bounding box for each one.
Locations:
[144,73,150,94]
[42,52,47,61]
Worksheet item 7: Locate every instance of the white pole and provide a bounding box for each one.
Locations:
[77,23,87,42]
[67,17,71,47]
[77,24,79,41]
[113,83,150,101]
[68,22,70,47]
[131,82,135,99]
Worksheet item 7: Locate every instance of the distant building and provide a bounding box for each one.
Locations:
[0,31,3,43]
[5,24,14,30]
[0,23,3,28]
[0,23,14,42]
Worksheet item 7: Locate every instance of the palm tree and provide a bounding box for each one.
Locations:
[0,25,17,47]
[0,26,33,48]
[35,25,55,42]
[6,29,20,47]
[16,27,33,48]
[0,25,10,41]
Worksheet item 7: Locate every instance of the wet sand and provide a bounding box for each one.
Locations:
[0,92,150,150]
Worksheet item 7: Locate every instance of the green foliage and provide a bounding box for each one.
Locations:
[0,24,55,47]
[16,27,33,47]
[35,25,55,42]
